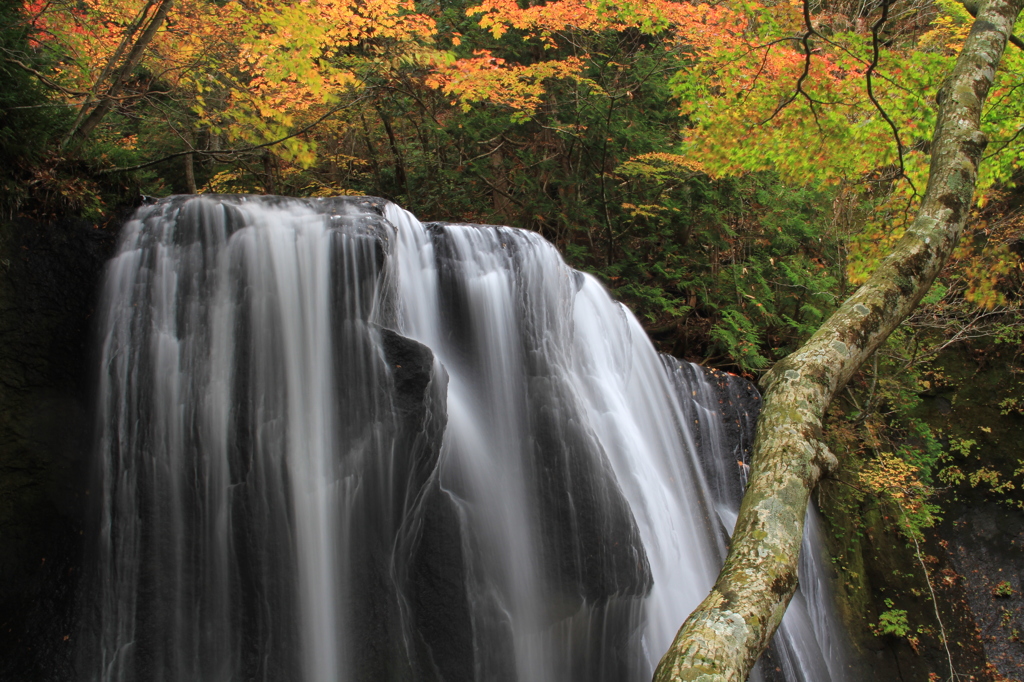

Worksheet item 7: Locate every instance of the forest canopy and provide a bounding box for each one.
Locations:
[4,0,1023,371]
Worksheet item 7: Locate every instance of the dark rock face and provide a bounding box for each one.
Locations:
[401,480,475,682]
[912,344,1024,680]
[0,216,117,681]
[662,359,760,510]
[527,373,653,604]
[344,328,451,681]
[942,504,1024,679]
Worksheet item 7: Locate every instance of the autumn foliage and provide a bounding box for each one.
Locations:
[5,0,1024,353]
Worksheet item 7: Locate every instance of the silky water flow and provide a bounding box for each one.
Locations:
[81,195,851,682]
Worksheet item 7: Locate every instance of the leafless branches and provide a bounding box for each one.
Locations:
[758,0,826,126]
[865,0,915,192]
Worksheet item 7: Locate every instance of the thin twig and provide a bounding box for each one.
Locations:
[983,124,1024,160]
[865,0,919,197]
[894,497,956,682]
[758,0,829,126]
[98,96,369,174]
[1,49,89,98]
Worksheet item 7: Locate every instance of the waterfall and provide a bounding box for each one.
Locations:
[81,195,850,682]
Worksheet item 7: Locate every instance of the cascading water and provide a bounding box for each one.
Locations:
[82,195,850,682]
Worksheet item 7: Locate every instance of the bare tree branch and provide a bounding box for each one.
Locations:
[865,0,917,194]
[1,47,89,98]
[97,96,369,175]
[63,0,175,146]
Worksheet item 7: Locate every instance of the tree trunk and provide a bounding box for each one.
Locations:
[377,107,408,196]
[262,151,277,195]
[491,143,510,217]
[653,0,1023,679]
[61,0,157,147]
[183,127,197,193]
[184,152,196,194]
[66,0,174,145]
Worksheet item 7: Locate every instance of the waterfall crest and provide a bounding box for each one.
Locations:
[83,195,849,682]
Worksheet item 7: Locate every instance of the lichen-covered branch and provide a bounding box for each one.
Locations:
[653,0,1024,679]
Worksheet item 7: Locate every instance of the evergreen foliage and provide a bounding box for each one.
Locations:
[0,0,71,217]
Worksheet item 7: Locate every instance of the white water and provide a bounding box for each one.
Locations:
[84,195,850,682]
